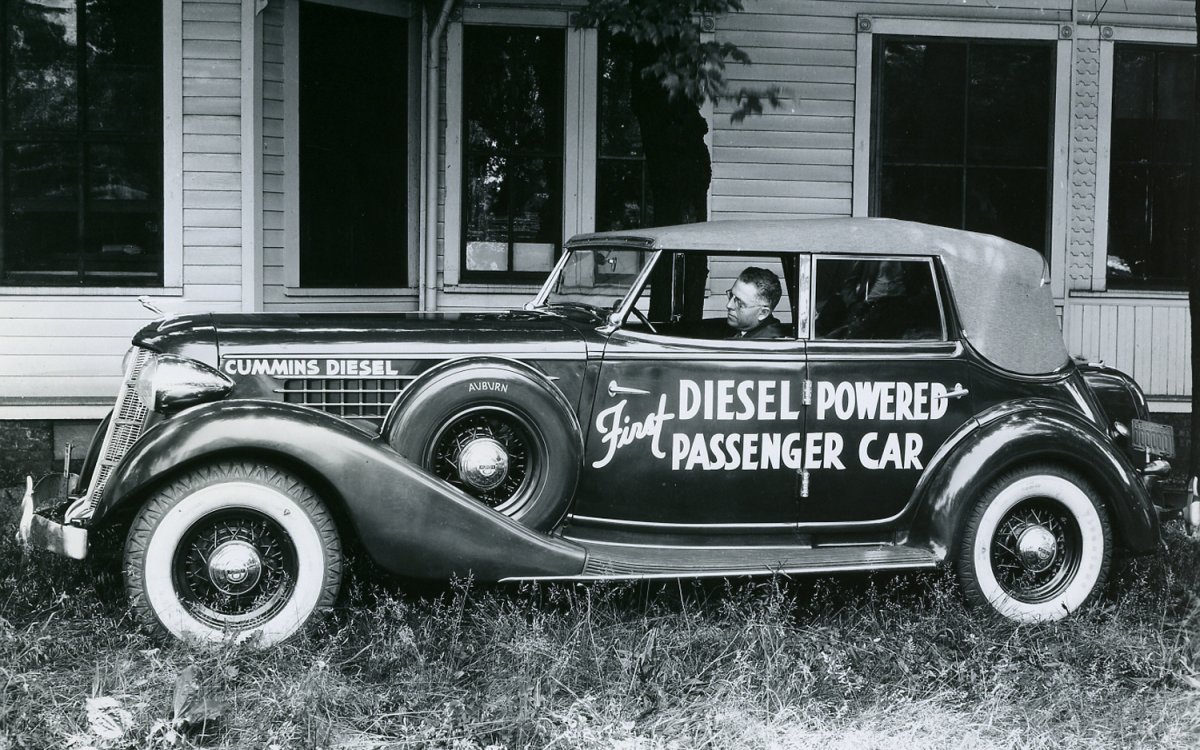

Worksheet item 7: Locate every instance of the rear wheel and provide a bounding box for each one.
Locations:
[956,464,1111,622]
[123,461,342,646]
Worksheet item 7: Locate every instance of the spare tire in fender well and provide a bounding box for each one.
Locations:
[383,357,584,531]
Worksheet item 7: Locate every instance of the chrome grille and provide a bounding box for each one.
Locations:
[78,347,152,518]
[278,378,414,427]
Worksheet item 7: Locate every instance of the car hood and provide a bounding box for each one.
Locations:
[133,309,592,407]
[135,310,588,355]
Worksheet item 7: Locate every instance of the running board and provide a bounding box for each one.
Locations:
[500,543,939,582]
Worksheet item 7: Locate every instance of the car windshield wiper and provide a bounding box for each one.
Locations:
[541,301,608,321]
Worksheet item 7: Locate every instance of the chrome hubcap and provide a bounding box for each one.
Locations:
[457,437,509,491]
[1015,524,1058,572]
[206,540,264,596]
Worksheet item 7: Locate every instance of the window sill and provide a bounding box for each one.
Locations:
[444,283,544,295]
[283,287,417,298]
[0,286,183,297]
[1069,289,1188,301]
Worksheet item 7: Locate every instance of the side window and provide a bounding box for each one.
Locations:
[624,253,795,340]
[813,258,944,341]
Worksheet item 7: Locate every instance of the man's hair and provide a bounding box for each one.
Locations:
[738,267,782,311]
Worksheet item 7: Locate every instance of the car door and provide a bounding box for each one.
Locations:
[571,253,808,528]
[800,255,973,525]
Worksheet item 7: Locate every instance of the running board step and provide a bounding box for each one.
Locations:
[502,543,939,582]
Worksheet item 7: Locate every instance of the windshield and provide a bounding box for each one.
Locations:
[537,246,655,311]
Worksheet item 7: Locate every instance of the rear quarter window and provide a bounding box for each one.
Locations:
[813,257,945,341]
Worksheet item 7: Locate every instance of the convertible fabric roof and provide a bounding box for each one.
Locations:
[568,218,1070,376]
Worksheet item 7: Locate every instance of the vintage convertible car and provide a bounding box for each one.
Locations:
[19,218,1197,645]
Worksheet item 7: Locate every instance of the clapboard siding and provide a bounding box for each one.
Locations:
[261,2,287,308]
[179,0,242,307]
[1064,298,1192,399]
[1081,0,1197,27]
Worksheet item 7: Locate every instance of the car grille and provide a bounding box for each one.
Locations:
[278,378,414,428]
[77,347,152,519]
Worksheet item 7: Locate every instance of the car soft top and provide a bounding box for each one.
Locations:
[568,217,1070,376]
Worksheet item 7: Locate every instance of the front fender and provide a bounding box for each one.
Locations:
[904,400,1160,558]
[98,400,587,579]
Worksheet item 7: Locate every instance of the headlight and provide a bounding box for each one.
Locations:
[135,354,234,413]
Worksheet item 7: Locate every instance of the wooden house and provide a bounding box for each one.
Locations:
[0,0,1194,475]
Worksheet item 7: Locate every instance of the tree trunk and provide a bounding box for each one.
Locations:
[1190,0,1200,479]
[630,41,712,321]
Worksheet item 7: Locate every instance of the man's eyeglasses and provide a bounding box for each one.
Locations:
[726,289,766,311]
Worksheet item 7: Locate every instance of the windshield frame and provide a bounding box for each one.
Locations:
[529,245,663,327]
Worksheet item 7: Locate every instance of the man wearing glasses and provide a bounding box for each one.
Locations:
[726,267,786,339]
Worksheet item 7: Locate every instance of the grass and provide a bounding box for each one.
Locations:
[2,483,1200,749]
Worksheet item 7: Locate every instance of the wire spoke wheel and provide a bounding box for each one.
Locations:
[989,498,1081,604]
[429,408,539,514]
[957,464,1111,623]
[125,462,342,646]
[174,509,299,630]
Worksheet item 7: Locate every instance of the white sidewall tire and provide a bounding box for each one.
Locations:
[971,474,1106,622]
[139,481,330,646]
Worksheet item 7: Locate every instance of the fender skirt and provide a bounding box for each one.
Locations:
[904,403,1160,558]
[97,400,587,580]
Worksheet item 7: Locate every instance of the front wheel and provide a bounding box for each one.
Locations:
[123,461,342,646]
[956,464,1112,623]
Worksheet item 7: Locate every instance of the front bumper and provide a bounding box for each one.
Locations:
[16,474,89,560]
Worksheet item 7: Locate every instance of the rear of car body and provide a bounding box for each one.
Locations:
[18,218,1193,645]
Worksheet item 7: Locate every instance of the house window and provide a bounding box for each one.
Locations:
[1,0,162,286]
[872,37,1054,254]
[299,1,407,288]
[596,32,651,232]
[1107,44,1195,289]
[461,25,564,281]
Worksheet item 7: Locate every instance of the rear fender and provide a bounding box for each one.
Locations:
[98,400,586,579]
[905,399,1159,557]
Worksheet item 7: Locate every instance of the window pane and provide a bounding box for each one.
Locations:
[967,44,1052,165]
[596,32,652,231]
[964,167,1048,252]
[462,26,565,280]
[2,1,163,285]
[877,41,964,164]
[3,210,77,277]
[874,37,1053,255]
[5,0,78,130]
[814,258,943,341]
[85,0,161,132]
[299,1,408,288]
[1108,44,1195,288]
[88,143,155,200]
[463,155,563,271]
[83,209,160,279]
[6,142,78,201]
[596,158,651,232]
[877,165,961,229]
[464,26,564,155]
[598,34,641,157]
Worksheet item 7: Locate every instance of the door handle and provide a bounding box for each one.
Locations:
[608,380,650,398]
[937,383,970,400]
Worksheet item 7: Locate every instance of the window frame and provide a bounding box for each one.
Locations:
[1093,27,1195,294]
[809,254,949,344]
[443,8,594,291]
[0,0,171,293]
[282,0,422,298]
[853,16,1070,300]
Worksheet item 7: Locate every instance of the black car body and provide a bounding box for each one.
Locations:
[19,218,1194,645]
